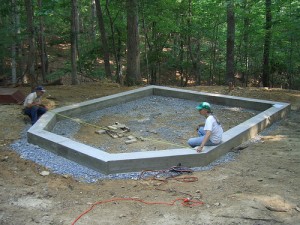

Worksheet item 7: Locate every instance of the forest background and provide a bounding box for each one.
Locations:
[0,0,299,89]
[1,1,300,224]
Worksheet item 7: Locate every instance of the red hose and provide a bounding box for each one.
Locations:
[71,197,204,225]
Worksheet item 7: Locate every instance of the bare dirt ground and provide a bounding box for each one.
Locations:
[1,82,300,225]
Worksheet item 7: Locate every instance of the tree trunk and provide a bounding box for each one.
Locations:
[149,22,157,85]
[226,0,235,87]
[126,0,141,86]
[11,43,17,85]
[141,6,150,84]
[262,0,272,87]
[24,0,36,86]
[90,0,96,42]
[209,23,219,85]
[95,0,112,79]
[37,0,48,83]
[71,0,79,85]
[179,34,184,87]
[105,1,122,84]
[11,0,17,85]
[287,0,295,89]
[242,0,250,87]
[186,0,201,85]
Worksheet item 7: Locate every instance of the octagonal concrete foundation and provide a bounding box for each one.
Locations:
[27,86,290,174]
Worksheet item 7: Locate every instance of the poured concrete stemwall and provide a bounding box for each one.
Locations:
[27,86,290,174]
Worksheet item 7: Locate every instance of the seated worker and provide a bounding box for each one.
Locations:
[23,86,48,125]
[188,102,223,152]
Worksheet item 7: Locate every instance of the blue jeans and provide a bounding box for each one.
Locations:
[187,127,217,148]
[24,106,47,125]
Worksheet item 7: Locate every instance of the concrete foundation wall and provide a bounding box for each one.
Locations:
[27,86,291,174]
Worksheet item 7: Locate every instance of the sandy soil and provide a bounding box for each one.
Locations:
[1,82,300,225]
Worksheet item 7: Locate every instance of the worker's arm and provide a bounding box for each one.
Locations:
[25,98,42,108]
[196,130,211,152]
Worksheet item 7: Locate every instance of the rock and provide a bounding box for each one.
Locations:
[74,118,81,123]
[125,139,137,144]
[138,137,146,141]
[148,130,158,134]
[95,129,106,134]
[232,143,249,151]
[266,205,289,212]
[107,125,118,130]
[1,156,9,162]
[40,171,50,176]
[106,130,118,138]
[117,133,124,138]
[114,122,127,129]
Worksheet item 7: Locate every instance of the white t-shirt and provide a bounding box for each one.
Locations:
[23,92,41,107]
[204,115,223,144]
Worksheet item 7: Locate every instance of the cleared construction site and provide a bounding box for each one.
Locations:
[27,86,290,174]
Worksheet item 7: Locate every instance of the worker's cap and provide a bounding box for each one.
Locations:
[196,102,211,111]
[35,86,46,92]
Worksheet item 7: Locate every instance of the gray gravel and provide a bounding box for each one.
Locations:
[10,96,270,183]
[52,96,204,141]
[52,96,258,152]
[11,129,239,183]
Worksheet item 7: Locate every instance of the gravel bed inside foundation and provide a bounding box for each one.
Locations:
[52,96,259,153]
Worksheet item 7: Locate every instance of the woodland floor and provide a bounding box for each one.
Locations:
[0,82,300,225]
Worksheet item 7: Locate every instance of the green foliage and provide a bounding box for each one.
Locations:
[0,0,299,89]
[46,63,71,82]
[89,68,106,79]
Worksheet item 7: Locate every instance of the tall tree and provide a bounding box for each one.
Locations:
[286,0,296,89]
[95,0,112,79]
[186,0,201,85]
[71,0,79,84]
[37,0,48,83]
[262,0,272,87]
[226,0,235,87]
[11,0,18,85]
[24,0,36,86]
[241,0,251,86]
[1,0,300,89]
[126,0,141,85]
[90,0,96,42]
[105,0,123,83]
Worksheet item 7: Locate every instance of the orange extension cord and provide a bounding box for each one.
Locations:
[71,197,204,225]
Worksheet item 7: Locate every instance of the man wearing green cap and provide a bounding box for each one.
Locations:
[188,102,223,152]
